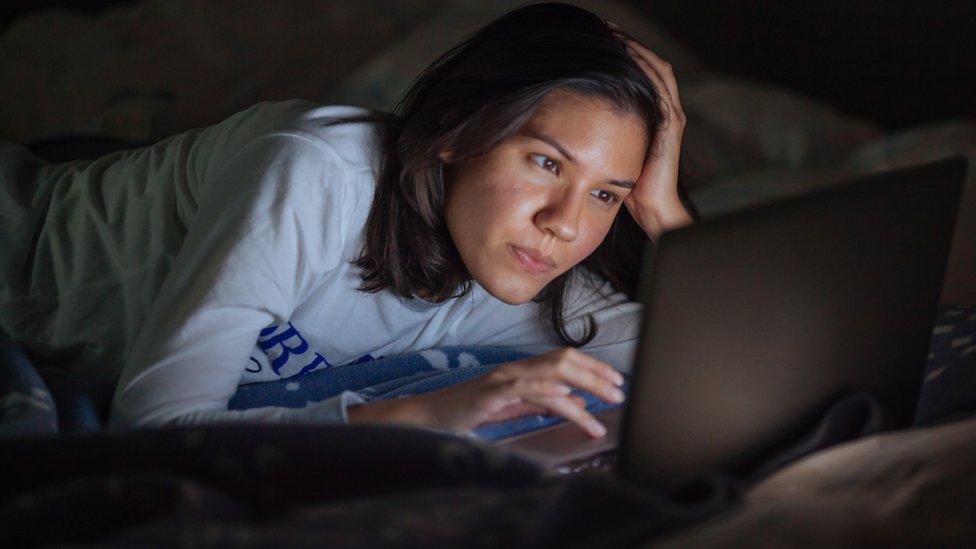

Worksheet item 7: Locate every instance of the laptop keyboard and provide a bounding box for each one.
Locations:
[555,449,618,475]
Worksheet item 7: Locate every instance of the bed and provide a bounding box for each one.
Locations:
[2,305,975,546]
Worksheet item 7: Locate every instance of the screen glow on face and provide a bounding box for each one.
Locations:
[443,90,647,304]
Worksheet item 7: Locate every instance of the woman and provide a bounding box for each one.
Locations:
[0,3,697,437]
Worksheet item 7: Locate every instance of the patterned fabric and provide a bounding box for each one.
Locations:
[229,346,627,441]
[916,305,976,425]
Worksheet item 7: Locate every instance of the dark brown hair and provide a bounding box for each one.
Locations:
[347,2,700,346]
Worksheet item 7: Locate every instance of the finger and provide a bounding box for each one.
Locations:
[494,394,585,420]
[503,348,626,401]
[505,351,624,404]
[506,376,574,397]
[483,401,551,423]
[611,29,634,45]
[501,377,589,411]
[478,375,571,415]
[628,50,673,104]
[622,40,683,111]
[610,29,681,108]
[555,358,626,405]
[623,36,674,77]
[489,375,606,437]
[564,349,625,388]
[606,22,630,39]
[630,52,681,126]
[529,394,607,437]
[506,348,622,386]
[483,373,572,397]
[605,20,627,36]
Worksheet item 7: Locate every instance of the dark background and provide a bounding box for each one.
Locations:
[649,0,975,130]
[2,0,974,130]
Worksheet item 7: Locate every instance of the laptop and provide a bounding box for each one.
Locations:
[494,155,970,486]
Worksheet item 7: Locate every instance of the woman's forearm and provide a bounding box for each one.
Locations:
[346,395,430,426]
[634,193,695,242]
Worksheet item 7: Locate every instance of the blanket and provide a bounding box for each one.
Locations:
[228,346,626,441]
[0,423,732,547]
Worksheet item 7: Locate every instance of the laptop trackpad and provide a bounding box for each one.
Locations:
[493,408,623,468]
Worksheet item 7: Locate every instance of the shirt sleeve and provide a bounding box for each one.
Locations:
[456,269,643,375]
[108,133,365,429]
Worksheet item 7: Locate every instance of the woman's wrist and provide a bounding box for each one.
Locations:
[637,193,694,241]
[659,194,694,231]
[346,394,431,426]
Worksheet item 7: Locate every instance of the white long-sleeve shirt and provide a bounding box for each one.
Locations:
[0,100,642,429]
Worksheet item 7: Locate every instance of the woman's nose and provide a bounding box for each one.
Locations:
[535,188,584,241]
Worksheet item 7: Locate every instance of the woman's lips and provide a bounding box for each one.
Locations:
[510,245,555,275]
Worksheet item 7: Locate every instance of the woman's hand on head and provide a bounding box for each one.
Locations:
[347,347,625,438]
[607,20,694,243]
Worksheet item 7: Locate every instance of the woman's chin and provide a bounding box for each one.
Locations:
[477,275,544,305]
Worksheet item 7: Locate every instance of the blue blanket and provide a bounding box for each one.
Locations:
[229,346,626,440]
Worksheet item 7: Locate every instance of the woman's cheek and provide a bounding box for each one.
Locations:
[577,219,612,255]
[496,177,542,214]
[581,233,605,259]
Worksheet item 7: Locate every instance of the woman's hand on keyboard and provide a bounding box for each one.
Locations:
[349,347,625,437]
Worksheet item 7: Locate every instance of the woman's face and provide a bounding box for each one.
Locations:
[443,90,649,304]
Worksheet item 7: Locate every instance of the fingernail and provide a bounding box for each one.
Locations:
[614,372,625,386]
[612,388,625,403]
[590,421,607,437]
[557,384,572,395]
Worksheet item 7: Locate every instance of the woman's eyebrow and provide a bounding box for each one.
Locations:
[520,129,636,190]
[521,128,578,163]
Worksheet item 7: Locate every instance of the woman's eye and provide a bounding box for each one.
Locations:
[531,154,560,175]
[592,189,619,206]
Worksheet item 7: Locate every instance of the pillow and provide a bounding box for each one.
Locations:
[687,166,859,218]
[845,122,976,306]
[680,75,882,186]
[325,0,704,112]
[845,121,976,173]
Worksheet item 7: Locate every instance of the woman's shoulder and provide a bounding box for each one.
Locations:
[195,100,385,212]
[231,99,385,176]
